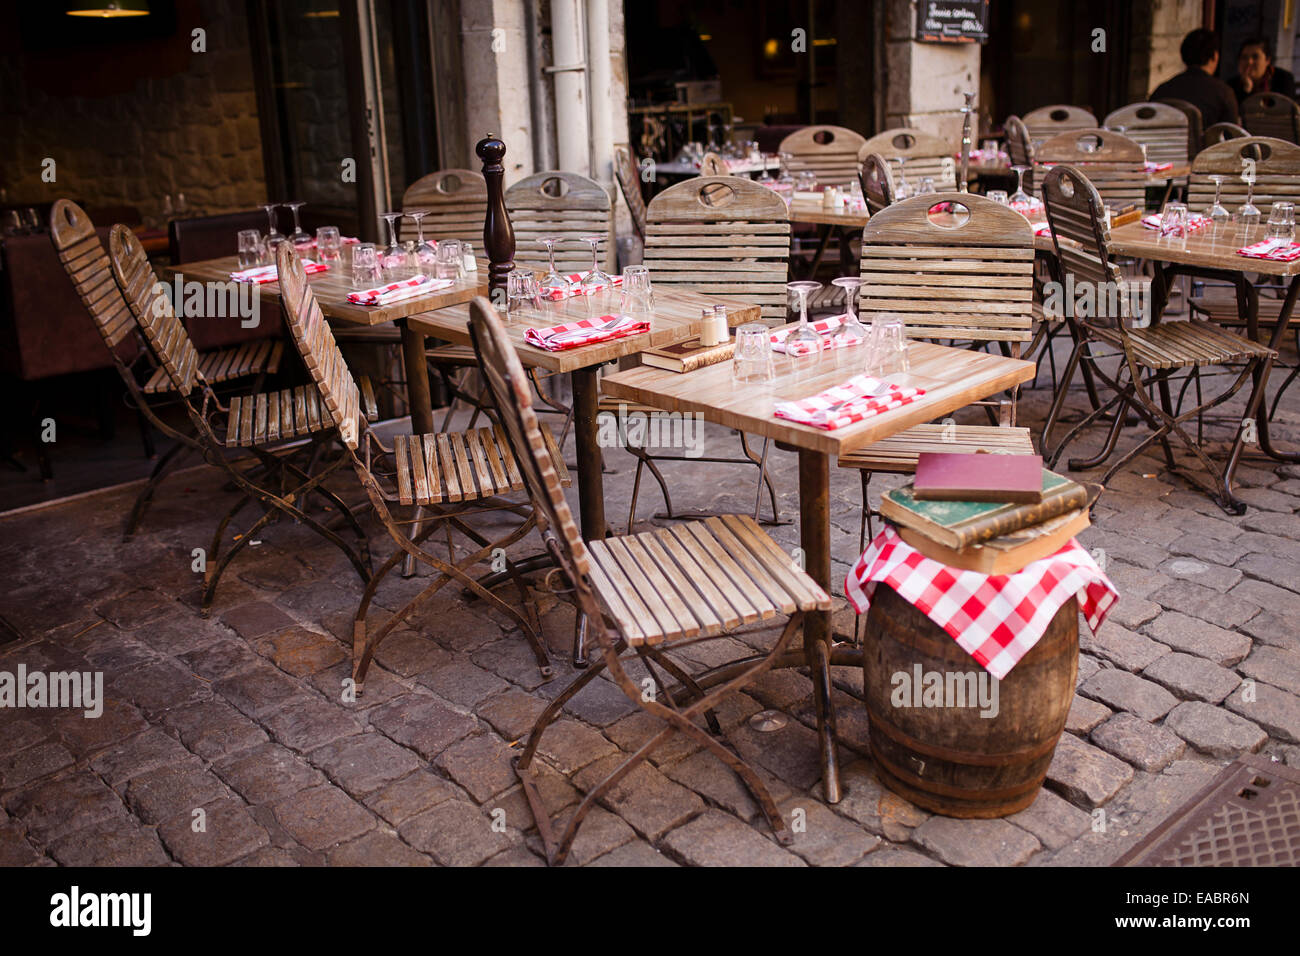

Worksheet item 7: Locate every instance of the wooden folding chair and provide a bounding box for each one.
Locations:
[1203,122,1250,148]
[48,199,283,537]
[777,124,868,186]
[858,151,897,216]
[613,145,648,242]
[273,243,567,689]
[1038,165,1275,514]
[859,127,958,192]
[506,170,614,275]
[1242,92,1300,144]
[838,192,1036,547]
[1004,115,1037,195]
[1104,101,1191,168]
[1022,104,1098,144]
[399,168,488,245]
[107,225,375,612]
[1036,128,1147,211]
[1157,98,1204,162]
[467,294,830,866]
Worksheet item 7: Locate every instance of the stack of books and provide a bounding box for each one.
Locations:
[880,452,1099,575]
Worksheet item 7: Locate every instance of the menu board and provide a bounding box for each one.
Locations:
[916,1,989,43]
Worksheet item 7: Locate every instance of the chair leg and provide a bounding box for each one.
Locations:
[124,439,192,538]
[1040,337,1086,466]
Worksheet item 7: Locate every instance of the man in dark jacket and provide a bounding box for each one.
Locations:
[1229,36,1296,103]
[1151,28,1240,128]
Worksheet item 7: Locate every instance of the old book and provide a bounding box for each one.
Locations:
[898,507,1091,575]
[641,337,735,373]
[913,451,1044,503]
[880,468,1089,550]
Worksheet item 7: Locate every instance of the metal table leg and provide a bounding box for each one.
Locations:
[400,318,436,436]
[571,366,607,540]
[799,448,841,804]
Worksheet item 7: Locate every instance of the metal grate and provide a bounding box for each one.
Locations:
[1116,755,1300,866]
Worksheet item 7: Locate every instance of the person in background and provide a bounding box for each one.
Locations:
[1150,28,1240,128]
[1230,36,1296,103]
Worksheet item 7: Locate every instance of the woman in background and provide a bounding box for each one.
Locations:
[1230,36,1296,103]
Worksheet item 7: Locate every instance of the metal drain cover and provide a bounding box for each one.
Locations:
[748,710,788,733]
[1116,755,1300,866]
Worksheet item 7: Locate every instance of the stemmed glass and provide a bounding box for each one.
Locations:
[830,276,868,349]
[894,158,910,199]
[538,236,572,295]
[260,203,282,251]
[785,280,825,356]
[579,235,612,292]
[407,211,438,275]
[285,201,311,247]
[1239,180,1261,240]
[1207,174,1230,236]
[380,212,406,278]
[1010,165,1033,206]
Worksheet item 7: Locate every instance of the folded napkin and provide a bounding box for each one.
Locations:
[540,274,623,302]
[231,261,327,284]
[773,374,926,430]
[523,315,650,352]
[1030,221,1051,237]
[1237,238,1300,262]
[769,315,859,355]
[346,274,452,306]
[1009,198,1045,219]
[1144,161,1174,173]
[792,190,824,202]
[1140,212,1211,234]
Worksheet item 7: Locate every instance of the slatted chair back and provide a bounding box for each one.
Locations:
[1039,165,1124,323]
[613,146,648,240]
[644,175,792,323]
[399,169,488,245]
[1242,92,1300,144]
[1157,98,1204,161]
[700,151,729,176]
[859,128,957,190]
[777,125,867,186]
[1022,104,1098,143]
[1036,128,1146,210]
[48,200,138,355]
[505,170,613,276]
[1103,101,1190,167]
[858,152,897,215]
[107,225,202,397]
[275,243,363,449]
[857,191,1034,345]
[1204,122,1250,148]
[1188,135,1300,216]
[467,296,591,585]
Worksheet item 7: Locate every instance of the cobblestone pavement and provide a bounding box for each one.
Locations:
[3,339,1300,867]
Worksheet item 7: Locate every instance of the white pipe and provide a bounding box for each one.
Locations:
[549,0,590,176]
[585,0,613,186]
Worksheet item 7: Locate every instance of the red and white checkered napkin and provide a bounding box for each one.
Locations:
[1144,161,1175,173]
[346,274,451,306]
[540,274,623,302]
[773,374,925,430]
[846,527,1118,679]
[231,261,328,284]
[769,315,852,355]
[1030,221,1051,237]
[1237,238,1300,262]
[1010,198,1045,219]
[523,315,650,352]
[1141,213,1211,234]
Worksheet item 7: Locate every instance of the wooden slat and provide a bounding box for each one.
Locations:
[584,541,648,644]
[447,431,476,498]
[637,531,724,636]
[603,536,688,640]
[667,524,769,622]
[588,539,666,643]
[435,433,462,502]
[493,425,524,489]
[422,434,442,503]
[695,518,797,615]
[478,427,511,493]
[463,429,495,497]
[394,434,415,505]
[718,514,829,613]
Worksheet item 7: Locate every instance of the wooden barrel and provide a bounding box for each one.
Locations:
[862,584,1078,818]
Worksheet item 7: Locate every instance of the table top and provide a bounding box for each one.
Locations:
[407,286,763,373]
[654,158,780,177]
[1107,221,1300,277]
[163,254,490,326]
[787,200,870,228]
[601,338,1036,456]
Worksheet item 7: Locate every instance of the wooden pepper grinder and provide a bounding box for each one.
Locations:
[477,134,515,298]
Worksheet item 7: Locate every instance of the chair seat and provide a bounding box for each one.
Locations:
[426,344,478,366]
[390,424,570,505]
[333,324,404,344]
[837,424,1034,474]
[585,514,832,645]
[225,376,376,448]
[1095,319,1276,370]
[143,340,283,394]
[1189,287,1290,327]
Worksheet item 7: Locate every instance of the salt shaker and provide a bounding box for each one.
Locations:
[712,305,729,344]
[462,242,477,272]
[699,307,719,347]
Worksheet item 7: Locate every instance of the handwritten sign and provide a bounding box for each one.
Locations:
[916,0,989,44]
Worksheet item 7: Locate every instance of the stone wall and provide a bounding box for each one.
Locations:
[883,0,982,142]
[0,0,264,220]
[1128,0,1203,102]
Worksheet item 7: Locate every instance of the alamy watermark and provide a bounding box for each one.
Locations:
[154,277,261,329]
[891,664,999,718]
[1041,275,1152,327]
[597,403,706,459]
[0,665,103,718]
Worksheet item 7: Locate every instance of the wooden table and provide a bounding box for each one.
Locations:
[408,286,762,539]
[163,254,489,434]
[653,158,781,178]
[787,200,869,277]
[602,339,1036,802]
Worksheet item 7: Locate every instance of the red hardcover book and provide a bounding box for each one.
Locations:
[912,451,1044,504]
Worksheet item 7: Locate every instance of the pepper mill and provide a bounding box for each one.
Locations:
[958,91,976,194]
[477,134,515,298]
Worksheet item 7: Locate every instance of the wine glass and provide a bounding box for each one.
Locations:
[1207,174,1230,236]
[579,234,612,292]
[1239,180,1261,240]
[1010,165,1032,206]
[830,276,868,349]
[380,212,406,278]
[918,177,936,195]
[261,203,281,241]
[407,211,438,275]
[538,236,572,295]
[785,280,824,356]
[285,201,311,247]
[894,157,910,199]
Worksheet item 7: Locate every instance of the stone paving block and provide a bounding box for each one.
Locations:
[89,728,196,789]
[1008,788,1092,850]
[236,556,317,592]
[482,845,547,866]
[561,676,637,727]
[110,659,211,720]
[1079,669,1179,721]
[1090,532,1169,570]
[310,661,407,709]
[54,699,150,759]
[469,637,554,692]
[778,796,881,866]
[6,770,128,844]
[423,603,506,655]
[47,813,171,866]
[1238,645,1300,696]
[603,710,702,768]
[179,638,265,681]
[1228,578,1299,624]
[524,805,637,867]
[1106,597,1162,630]
[366,694,478,761]
[261,695,365,753]
[125,763,230,825]
[364,771,464,826]
[661,809,804,867]
[1166,535,1249,569]
[1156,557,1242,593]
[573,752,705,841]
[911,815,1041,867]
[1076,654,1102,686]
[1164,701,1267,757]
[328,830,433,866]
[1234,486,1300,512]
[0,820,42,866]
[415,659,511,709]
[1142,612,1252,666]
[1080,622,1169,672]
[476,689,549,742]
[1237,553,1300,596]
[727,716,824,792]
[587,839,680,867]
[1149,580,1259,630]
[0,742,75,791]
[157,797,271,866]
[1065,695,1113,734]
[214,742,327,805]
[1091,713,1186,772]
[0,719,50,758]
[398,800,519,866]
[94,588,172,629]
[794,687,872,756]
[664,749,792,823]
[1142,652,1241,703]
[1240,611,1300,653]
[271,784,376,851]
[1168,513,1246,543]
[832,760,931,842]
[746,668,815,712]
[488,765,580,834]
[370,629,452,678]
[434,733,518,802]
[1046,732,1134,808]
[855,846,944,867]
[1225,680,1300,744]
[1102,562,1175,601]
[213,662,309,720]
[219,601,297,639]
[255,626,347,677]
[310,733,423,797]
[534,719,619,774]
[162,699,268,761]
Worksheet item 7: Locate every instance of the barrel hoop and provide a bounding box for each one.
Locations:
[872,748,1047,802]
[865,702,1066,765]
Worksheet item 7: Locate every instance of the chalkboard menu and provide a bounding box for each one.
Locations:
[916,0,989,43]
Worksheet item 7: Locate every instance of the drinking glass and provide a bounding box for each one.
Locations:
[1159,201,1189,239]
[507,269,541,315]
[237,229,264,270]
[406,211,437,275]
[285,201,310,247]
[918,177,936,195]
[24,208,40,232]
[987,190,1009,205]
[620,265,654,313]
[315,226,342,265]
[785,281,824,356]
[894,158,910,199]
[260,203,280,244]
[870,315,911,377]
[1207,174,1230,236]
[1010,165,1032,205]
[436,239,465,280]
[732,323,775,384]
[351,243,382,287]
[579,234,613,292]
[1267,201,1296,242]
[830,277,868,349]
[538,236,572,295]
[380,212,406,278]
